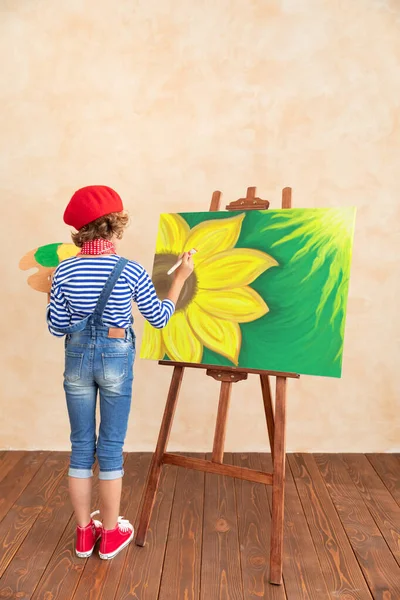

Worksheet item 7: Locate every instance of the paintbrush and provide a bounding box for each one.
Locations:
[167,248,197,275]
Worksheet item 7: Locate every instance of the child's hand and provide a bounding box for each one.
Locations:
[174,252,194,282]
[47,270,55,302]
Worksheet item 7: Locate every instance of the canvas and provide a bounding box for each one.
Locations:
[140,208,356,378]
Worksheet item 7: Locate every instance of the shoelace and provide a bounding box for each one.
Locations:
[90,510,102,530]
[117,516,131,533]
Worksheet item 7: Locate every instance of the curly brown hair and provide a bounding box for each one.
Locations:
[71,212,129,247]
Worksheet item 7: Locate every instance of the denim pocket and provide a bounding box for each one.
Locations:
[102,353,128,382]
[65,351,84,383]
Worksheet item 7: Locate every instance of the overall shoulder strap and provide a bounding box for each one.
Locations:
[93,257,129,323]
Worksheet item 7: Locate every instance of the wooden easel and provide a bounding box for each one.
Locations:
[135,187,300,585]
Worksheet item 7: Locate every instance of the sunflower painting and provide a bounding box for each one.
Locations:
[140,207,356,378]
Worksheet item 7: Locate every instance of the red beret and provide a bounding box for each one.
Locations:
[64,185,124,230]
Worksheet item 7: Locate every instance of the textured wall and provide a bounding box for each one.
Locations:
[1,0,399,452]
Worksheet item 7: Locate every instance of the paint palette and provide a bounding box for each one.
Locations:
[19,243,79,293]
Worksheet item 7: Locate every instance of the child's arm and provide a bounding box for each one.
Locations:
[133,253,194,328]
[46,270,71,337]
[165,253,194,306]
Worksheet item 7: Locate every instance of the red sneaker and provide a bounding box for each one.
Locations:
[99,517,134,560]
[76,510,102,558]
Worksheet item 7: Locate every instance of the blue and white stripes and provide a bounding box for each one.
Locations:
[47,255,174,337]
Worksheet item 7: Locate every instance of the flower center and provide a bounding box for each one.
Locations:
[152,253,197,311]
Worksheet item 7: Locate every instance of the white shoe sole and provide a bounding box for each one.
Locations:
[76,548,95,558]
[99,530,134,560]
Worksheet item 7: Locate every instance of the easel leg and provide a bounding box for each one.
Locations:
[260,374,275,461]
[135,366,184,546]
[269,376,287,585]
[212,381,232,463]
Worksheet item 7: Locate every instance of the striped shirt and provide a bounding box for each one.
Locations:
[47,255,175,337]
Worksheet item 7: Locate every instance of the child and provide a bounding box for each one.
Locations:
[47,185,193,559]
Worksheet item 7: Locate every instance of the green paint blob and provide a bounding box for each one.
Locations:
[34,243,62,267]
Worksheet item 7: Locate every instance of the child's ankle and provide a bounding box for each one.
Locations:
[102,522,118,531]
[77,519,92,529]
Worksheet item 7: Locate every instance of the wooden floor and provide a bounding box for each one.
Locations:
[0,452,399,599]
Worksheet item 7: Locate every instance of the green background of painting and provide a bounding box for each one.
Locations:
[159,209,355,378]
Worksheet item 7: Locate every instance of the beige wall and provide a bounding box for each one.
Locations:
[1,0,399,452]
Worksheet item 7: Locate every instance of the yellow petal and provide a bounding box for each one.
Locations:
[184,213,245,262]
[140,321,165,360]
[57,244,80,262]
[162,311,203,363]
[156,214,190,254]
[194,286,268,323]
[187,304,241,365]
[196,248,278,290]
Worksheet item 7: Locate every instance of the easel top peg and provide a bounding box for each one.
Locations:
[226,186,270,211]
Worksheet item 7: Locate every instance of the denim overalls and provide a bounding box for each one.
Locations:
[52,258,136,480]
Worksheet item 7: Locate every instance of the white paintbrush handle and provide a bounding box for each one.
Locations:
[167,249,197,275]
[167,260,183,275]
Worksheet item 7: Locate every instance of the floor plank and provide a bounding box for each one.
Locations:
[200,452,244,600]
[158,453,205,600]
[340,453,400,567]
[233,453,286,600]
[0,452,49,524]
[288,453,372,599]
[0,455,72,600]
[0,452,68,579]
[0,451,26,484]
[314,454,400,599]
[72,453,152,600]
[366,454,400,507]
[260,454,331,600]
[114,463,178,600]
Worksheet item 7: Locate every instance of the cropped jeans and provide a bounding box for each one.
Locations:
[64,324,135,480]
